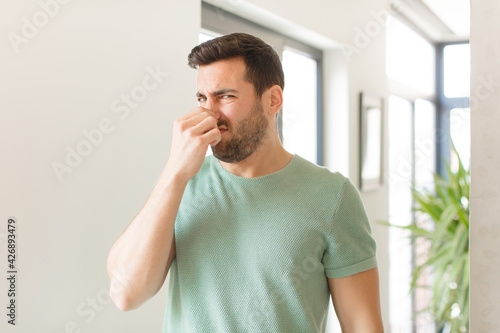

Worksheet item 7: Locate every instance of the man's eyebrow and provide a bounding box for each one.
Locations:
[196,89,239,98]
[212,88,238,96]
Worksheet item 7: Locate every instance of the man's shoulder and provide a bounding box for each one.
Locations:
[291,155,348,186]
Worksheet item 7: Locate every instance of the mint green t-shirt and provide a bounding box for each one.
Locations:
[163,155,377,332]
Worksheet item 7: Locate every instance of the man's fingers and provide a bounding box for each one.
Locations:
[203,127,222,146]
[176,107,205,121]
[176,107,215,122]
[175,108,219,134]
[190,115,218,135]
[179,112,211,130]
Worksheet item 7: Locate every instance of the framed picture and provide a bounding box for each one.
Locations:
[359,92,384,191]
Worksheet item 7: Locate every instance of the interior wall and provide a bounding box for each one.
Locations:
[470,0,500,331]
[0,1,199,332]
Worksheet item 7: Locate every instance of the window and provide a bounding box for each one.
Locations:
[450,107,470,171]
[443,44,470,98]
[387,16,438,333]
[200,2,323,165]
[282,48,318,163]
[199,31,218,44]
[437,42,470,172]
[387,14,470,332]
[413,98,437,332]
[388,96,414,333]
[414,98,437,190]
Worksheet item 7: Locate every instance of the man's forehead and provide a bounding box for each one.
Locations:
[196,59,252,94]
[197,58,246,78]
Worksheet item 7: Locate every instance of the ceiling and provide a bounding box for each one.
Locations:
[422,0,470,36]
[392,0,470,42]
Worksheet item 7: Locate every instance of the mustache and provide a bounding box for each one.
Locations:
[217,119,230,128]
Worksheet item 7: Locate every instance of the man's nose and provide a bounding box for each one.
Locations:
[204,97,216,111]
[209,110,221,121]
[205,99,221,119]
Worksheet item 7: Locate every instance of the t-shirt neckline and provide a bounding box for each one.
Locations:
[210,154,299,182]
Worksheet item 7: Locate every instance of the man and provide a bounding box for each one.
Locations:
[107,32,383,332]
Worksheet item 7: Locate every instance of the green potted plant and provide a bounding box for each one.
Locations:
[387,148,469,332]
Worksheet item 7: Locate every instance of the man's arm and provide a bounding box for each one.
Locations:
[106,107,221,311]
[328,267,384,332]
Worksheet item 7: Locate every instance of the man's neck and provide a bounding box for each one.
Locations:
[218,139,293,178]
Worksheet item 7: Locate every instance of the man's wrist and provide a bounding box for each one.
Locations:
[155,165,191,192]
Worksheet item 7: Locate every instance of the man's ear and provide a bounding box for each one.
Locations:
[267,85,283,116]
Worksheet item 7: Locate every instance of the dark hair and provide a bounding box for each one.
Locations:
[188,32,284,97]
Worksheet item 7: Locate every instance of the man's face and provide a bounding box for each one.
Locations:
[196,57,269,163]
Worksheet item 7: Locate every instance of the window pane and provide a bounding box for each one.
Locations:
[199,33,213,44]
[388,96,413,333]
[199,29,220,44]
[282,48,318,164]
[414,99,436,190]
[450,108,470,170]
[361,106,382,181]
[413,99,436,333]
[386,17,436,95]
[444,44,470,98]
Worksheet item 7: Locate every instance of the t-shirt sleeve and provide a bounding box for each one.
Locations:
[322,178,378,278]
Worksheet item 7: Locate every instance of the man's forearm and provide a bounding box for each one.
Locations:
[106,169,188,311]
[329,268,384,332]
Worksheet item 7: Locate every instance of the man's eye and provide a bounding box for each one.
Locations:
[221,95,234,99]
[197,97,207,102]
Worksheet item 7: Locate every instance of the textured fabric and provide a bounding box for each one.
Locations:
[163,155,377,332]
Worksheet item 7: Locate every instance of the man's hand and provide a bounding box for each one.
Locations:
[166,107,221,182]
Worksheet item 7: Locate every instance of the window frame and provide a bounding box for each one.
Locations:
[435,41,470,175]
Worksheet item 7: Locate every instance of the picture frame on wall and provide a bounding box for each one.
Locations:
[359,92,384,191]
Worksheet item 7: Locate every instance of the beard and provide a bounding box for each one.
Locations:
[211,102,269,163]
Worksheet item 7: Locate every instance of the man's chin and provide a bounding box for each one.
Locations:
[211,147,232,163]
[211,147,248,164]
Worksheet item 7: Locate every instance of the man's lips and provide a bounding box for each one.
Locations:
[218,127,228,133]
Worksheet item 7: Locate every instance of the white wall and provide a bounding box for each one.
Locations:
[0,1,199,332]
[1,0,393,332]
[470,0,500,331]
